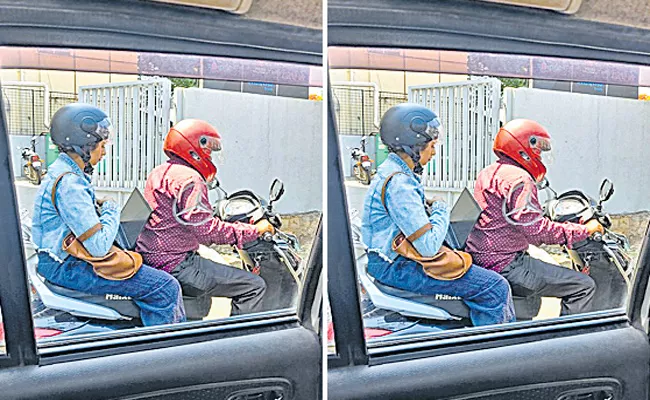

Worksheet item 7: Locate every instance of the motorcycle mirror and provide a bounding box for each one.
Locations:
[208,178,228,198]
[599,179,614,203]
[537,177,557,199]
[269,178,285,204]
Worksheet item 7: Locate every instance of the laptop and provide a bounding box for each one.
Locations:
[445,188,482,250]
[115,188,152,251]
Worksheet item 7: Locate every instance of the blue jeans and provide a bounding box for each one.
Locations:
[38,254,186,326]
[368,253,516,326]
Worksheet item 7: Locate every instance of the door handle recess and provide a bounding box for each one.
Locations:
[557,388,614,400]
[227,388,285,400]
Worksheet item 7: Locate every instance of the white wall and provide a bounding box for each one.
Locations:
[505,87,650,213]
[176,88,322,214]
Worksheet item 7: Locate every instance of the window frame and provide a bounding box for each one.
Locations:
[327,0,650,368]
[0,0,323,367]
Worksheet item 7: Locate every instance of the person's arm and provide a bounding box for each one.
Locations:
[384,174,449,257]
[506,179,591,248]
[175,177,259,247]
[55,174,120,257]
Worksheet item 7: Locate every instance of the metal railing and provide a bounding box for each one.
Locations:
[1,84,48,136]
[410,78,501,190]
[80,78,172,189]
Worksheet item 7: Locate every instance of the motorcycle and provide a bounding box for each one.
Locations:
[349,134,374,185]
[212,178,304,311]
[351,178,633,339]
[20,178,303,339]
[20,133,46,185]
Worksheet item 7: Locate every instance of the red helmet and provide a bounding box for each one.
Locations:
[163,119,222,182]
[493,119,552,182]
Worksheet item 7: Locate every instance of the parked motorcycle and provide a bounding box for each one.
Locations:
[349,134,374,185]
[20,179,303,339]
[21,133,46,185]
[351,178,633,339]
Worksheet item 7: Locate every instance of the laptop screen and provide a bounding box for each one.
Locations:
[447,188,482,250]
[117,189,152,250]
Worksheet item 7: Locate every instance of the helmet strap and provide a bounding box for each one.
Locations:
[68,143,97,175]
[399,145,425,175]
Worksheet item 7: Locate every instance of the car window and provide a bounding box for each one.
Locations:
[329,47,650,346]
[1,46,323,346]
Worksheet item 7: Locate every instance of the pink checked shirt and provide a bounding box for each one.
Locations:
[135,158,259,273]
[465,158,590,273]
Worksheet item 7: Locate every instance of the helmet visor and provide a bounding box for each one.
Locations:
[200,135,222,152]
[425,117,445,143]
[95,117,114,144]
[532,136,553,166]
[530,135,552,153]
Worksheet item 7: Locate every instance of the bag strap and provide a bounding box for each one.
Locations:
[380,171,432,243]
[51,171,74,214]
[50,171,102,243]
[380,171,403,212]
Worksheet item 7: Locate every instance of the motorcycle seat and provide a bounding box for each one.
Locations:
[44,280,141,319]
[373,279,541,320]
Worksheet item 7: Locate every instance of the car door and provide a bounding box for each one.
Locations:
[0,1,322,399]
[327,1,650,399]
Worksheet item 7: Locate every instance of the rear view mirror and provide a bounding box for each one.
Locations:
[269,178,285,204]
[599,179,614,203]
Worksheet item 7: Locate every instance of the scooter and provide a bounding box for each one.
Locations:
[349,134,374,185]
[213,178,304,311]
[20,179,303,339]
[20,133,46,185]
[352,178,633,340]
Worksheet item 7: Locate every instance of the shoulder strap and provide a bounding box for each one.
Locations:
[51,172,74,214]
[380,172,404,213]
[51,171,103,242]
[381,171,432,244]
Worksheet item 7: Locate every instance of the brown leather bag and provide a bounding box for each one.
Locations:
[51,172,143,281]
[381,172,472,281]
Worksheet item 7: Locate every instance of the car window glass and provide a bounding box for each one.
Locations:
[330,47,650,345]
[1,47,322,345]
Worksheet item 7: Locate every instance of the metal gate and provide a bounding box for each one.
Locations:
[80,78,171,190]
[409,78,501,190]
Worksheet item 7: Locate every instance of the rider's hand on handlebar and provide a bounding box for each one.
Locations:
[585,219,604,236]
[255,219,276,236]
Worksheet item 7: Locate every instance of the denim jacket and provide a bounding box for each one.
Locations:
[361,153,450,261]
[32,153,120,262]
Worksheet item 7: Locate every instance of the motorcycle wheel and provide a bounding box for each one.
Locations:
[31,165,42,185]
[361,167,372,185]
[354,165,370,185]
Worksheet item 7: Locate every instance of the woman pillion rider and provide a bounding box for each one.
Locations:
[361,103,515,326]
[466,119,604,315]
[32,103,186,326]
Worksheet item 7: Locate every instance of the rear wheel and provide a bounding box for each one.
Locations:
[354,164,370,185]
[29,165,42,185]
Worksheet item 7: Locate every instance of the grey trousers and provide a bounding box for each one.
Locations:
[171,252,267,316]
[501,253,596,315]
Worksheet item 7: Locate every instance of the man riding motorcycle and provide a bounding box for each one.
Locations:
[135,119,275,316]
[466,119,603,315]
[361,103,515,326]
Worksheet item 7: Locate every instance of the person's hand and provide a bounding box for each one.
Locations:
[426,196,445,206]
[96,197,113,207]
[255,219,276,236]
[585,219,604,236]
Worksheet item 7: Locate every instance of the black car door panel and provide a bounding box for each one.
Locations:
[329,325,649,399]
[0,326,320,400]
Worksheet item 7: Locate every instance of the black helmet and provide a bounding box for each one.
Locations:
[380,103,443,173]
[50,103,112,171]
